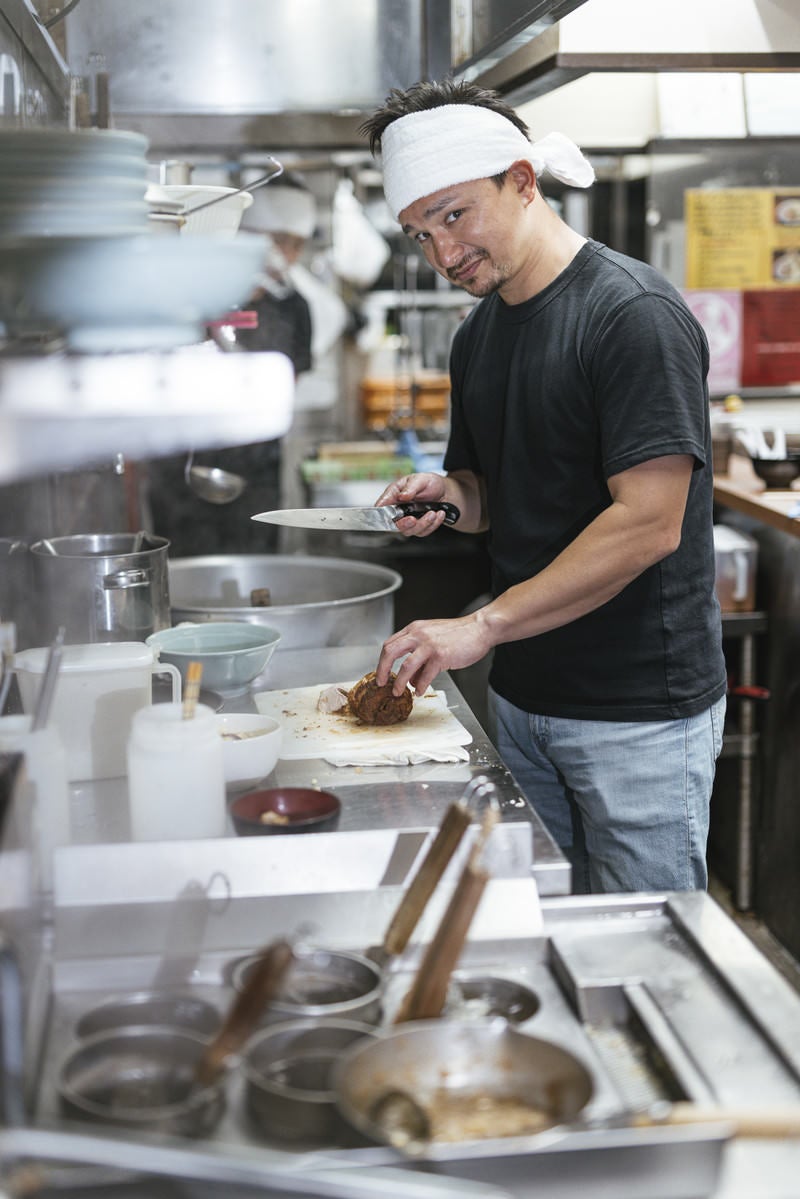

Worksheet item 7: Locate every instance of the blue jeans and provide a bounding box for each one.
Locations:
[489,688,726,894]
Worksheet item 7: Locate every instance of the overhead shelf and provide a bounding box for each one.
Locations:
[0,345,295,481]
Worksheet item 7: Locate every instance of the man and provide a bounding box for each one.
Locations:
[361,80,726,894]
[146,177,314,556]
[235,173,315,370]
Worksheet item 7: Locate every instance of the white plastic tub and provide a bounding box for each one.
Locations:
[146,184,253,237]
[713,525,758,613]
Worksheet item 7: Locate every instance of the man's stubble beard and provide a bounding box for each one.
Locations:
[448,254,513,298]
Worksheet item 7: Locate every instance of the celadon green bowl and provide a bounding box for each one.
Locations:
[147,622,280,696]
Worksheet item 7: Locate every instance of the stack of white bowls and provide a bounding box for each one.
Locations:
[0,129,265,352]
[0,128,151,239]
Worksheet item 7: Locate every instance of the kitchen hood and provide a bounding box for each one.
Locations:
[58,0,597,152]
[455,0,800,106]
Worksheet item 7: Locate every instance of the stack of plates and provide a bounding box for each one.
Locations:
[0,128,150,239]
[0,129,265,352]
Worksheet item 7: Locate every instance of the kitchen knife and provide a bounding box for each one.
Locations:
[251,501,460,532]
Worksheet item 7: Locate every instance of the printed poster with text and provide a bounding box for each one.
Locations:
[741,289,800,387]
[685,188,800,289]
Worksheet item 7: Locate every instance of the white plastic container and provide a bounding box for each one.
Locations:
[0,714,70,891]
[127,702,226,841]
[145,184,253,237]
[713,526,759,613]
[14,642,181,782]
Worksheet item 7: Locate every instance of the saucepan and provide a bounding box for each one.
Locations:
[242,1018,379,1144]
[57,1025,227,1138]
[231,947,383,1027]
[58,940,294,1137]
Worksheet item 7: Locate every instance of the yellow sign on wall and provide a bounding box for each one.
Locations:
[685,188,800,288]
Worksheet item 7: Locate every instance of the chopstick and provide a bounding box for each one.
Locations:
[31,626,65,731]
[182,661,203,720]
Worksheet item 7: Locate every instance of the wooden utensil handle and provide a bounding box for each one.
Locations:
[394,863,488,1023]
[195,939,294,1086]
[644,1102,800,1139]
[382,802,472,958]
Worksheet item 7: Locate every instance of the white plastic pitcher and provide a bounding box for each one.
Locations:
[14,642,181,782]
[0,714,70,891]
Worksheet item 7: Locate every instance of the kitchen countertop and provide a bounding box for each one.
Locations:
[13,654,800,1199]
[713,453,800,537]
[65,644,571,897]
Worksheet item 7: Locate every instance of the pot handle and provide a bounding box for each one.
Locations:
[103,568,150,591]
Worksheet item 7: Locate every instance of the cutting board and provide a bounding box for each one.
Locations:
[252,680,472,760]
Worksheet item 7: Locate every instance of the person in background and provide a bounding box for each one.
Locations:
[145,175,315,556]
[362,80,727,895]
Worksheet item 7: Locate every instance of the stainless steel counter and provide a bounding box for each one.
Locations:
[6,647,800,1199]
[21,887,800,1199]
[66,644,571,897]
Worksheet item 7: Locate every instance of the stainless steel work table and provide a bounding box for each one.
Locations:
[67,643,571,897]
[5,650,800,1199]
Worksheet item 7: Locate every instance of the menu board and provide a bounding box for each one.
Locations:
[741,289,800,387]
[685,188,800,288]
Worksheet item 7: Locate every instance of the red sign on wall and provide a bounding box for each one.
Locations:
[741,289,800,387]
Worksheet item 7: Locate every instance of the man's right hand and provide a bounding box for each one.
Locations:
[375,472,450,538]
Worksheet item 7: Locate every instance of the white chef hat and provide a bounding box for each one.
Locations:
[380,104,595,221]
[240,183,317,239]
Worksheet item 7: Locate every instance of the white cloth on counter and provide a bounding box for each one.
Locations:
[322,744,471,768]
[380,106,595,220]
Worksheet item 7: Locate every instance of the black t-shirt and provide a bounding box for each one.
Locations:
[444,240,726,721]
[235,288,312,375]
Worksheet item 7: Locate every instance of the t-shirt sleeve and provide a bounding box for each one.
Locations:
[586,292,710,478]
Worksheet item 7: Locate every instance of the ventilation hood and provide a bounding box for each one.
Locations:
[59,0,595,153]
[456,0,800,106]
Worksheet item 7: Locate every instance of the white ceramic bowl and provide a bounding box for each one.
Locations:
[146,621,281,696]
[215,713,282,790]
[0,233,265,351]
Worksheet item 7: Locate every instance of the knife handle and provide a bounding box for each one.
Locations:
[395,502,460,526]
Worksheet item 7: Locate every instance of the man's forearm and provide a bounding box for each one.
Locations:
[444,469,488,533]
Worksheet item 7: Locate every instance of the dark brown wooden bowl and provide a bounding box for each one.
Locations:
[750,455,800,489]
[231,786,341,835]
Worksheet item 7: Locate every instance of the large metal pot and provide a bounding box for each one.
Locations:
[168,555,402,650]
[29,533,171,645]
[0,538,31,648]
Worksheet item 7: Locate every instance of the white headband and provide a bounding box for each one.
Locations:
[240,184,316,239]
[380,105,595,220]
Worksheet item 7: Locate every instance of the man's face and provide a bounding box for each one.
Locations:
[399,173,529,299]
[271,232,306,265]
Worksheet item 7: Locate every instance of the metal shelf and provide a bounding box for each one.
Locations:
[718,609,768,912]
[0,347,295,482]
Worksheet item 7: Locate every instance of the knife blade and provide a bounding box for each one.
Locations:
[251,501,460,532]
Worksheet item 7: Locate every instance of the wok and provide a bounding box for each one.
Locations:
[333,1019,594,1155]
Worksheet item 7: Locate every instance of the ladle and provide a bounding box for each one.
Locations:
[368,1087,431,1155]
[184,450,246,505]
